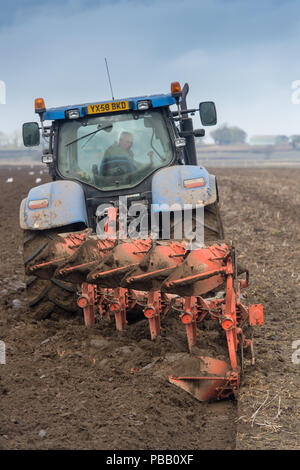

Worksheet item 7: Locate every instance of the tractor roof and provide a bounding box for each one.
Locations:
[42,93,176,121]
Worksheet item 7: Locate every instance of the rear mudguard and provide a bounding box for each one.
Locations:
[20,180,88,230]
[151,165,217,211]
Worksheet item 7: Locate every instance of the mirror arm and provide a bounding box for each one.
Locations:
[172,108,197,118]
[38,114,51,138]
[178,131,192,137]
[178,129,205,138]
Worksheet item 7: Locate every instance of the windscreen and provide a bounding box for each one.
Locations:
[57,110,173,191]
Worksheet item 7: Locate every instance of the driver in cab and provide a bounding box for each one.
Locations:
[104,131,153,171]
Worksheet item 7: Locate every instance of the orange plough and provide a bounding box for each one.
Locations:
[41,235,263,401]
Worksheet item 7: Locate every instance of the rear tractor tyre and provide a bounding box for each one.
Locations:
[23,230,80,320]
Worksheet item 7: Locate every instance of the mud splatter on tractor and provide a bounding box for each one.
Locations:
[20,82,263,401]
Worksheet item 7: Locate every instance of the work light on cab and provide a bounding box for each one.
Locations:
[41,154,53,164]
[174,137,186,148]
[137,100,151,111]
[66,109,80,119]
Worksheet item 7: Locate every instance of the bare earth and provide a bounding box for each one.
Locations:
[0,165,299,450]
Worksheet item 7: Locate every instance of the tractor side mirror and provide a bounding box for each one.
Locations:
[199,102,217,126]
[22,122,40,147]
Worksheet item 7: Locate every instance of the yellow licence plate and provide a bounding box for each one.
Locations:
[87,100,129,114]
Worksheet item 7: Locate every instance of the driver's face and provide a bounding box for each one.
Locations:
[119,134,133,150]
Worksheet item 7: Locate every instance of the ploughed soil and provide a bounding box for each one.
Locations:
[214,167,300,450]
[0,164,299,450]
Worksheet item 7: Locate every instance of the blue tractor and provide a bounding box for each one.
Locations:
[20,81,263,401]
[21,82,223,317]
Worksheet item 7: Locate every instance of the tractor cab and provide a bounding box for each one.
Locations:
[23,82,216,195]
[57,106,174,192]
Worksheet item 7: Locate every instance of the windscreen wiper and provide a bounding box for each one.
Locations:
[65,123,113,147]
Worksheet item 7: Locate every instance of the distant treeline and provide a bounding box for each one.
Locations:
[197,124,300,148]
[0,129,24,149]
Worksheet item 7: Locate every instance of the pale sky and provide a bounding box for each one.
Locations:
[1,0,300,139]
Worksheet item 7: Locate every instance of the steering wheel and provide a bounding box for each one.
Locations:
[100,155,135,177]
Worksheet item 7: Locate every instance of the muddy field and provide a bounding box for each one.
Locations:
[0,165,299,450]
